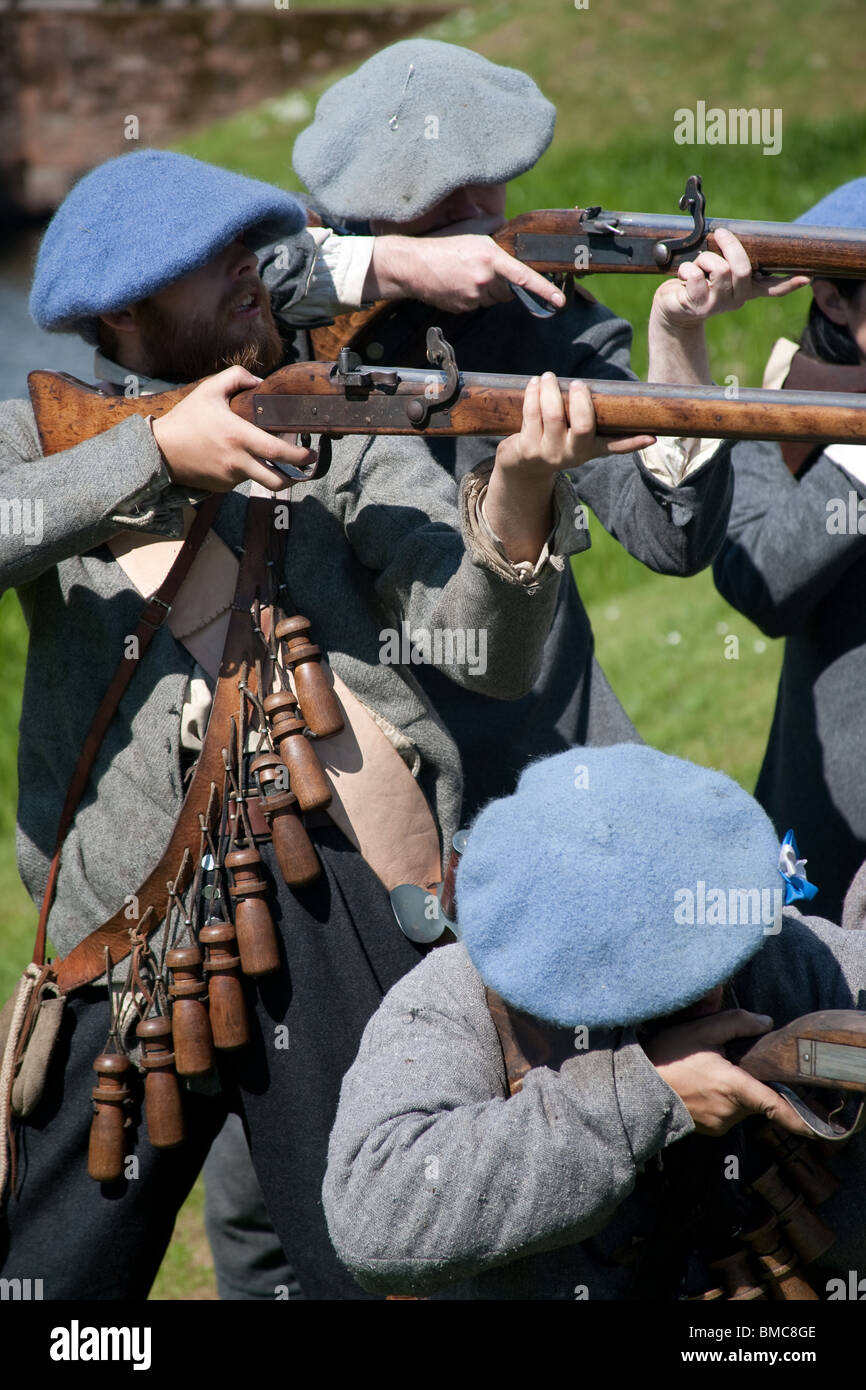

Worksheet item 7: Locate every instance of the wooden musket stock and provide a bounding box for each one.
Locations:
[27,329,866,455]
[737,1010,866,1095]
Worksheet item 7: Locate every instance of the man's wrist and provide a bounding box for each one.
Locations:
[365,235,415,301]
[148,414,176,483]
[649,309,707,343]
[486,461,556,564]
[490,458,557,502]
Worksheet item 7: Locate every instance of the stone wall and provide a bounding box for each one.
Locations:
[0,5,450,220]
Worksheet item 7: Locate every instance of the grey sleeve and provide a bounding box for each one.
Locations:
[573,441,735,577]
[713,441,866,637]
[257,226,320,324]
[564,296,636,382]
[737,908,866,1022]
[0,398,187,594]
[323,946,693,1296]
[334,437,586,699]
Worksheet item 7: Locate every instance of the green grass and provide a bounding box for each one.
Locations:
[5,0,866,1298]
[0,591,37,1001]
[148,1175,218,1301]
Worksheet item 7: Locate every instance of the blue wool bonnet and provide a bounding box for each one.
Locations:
[795,177,866,228]
[456,745,782,1029]
[30,150,306,343]
[292,39,556,223]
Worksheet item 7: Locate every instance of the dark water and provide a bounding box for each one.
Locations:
[0,229,94,401]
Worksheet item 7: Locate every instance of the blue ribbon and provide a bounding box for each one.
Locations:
[778,829,819,905]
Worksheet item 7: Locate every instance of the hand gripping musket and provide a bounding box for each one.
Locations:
[482,999,866,1301]
[735,1010,866,1142]
[309,175,866,357]
[498,174,866,282]
[26,327,866,454]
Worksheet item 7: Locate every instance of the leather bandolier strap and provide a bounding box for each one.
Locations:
[32,493,222,973]
[54,497,278,994]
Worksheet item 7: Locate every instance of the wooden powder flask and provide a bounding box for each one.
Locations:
[275,616,344,738]
[263,690,332,812]
[741,1213,819,1301]
[708,1248,766,1301]
[750,1163,836,1266]
[200,919,250,1051]
[88,1053,131,1182]
[224,846,281,977]
[166,945,215,1077]
[249,753,321,887]
[136,1016,185,1149]
[687,1285,725,1302]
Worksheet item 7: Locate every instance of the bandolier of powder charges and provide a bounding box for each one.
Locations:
[0,488,351,1189]
[86,491,347,1182]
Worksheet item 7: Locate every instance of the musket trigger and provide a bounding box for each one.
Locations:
[508,281,558,319]
[770,1082,866,1143]
[653,174,707,269]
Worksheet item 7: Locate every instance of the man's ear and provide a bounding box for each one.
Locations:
[811,279,851,326]
[98,307,137,334]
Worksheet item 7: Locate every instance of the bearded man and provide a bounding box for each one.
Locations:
[0,148,608,1298]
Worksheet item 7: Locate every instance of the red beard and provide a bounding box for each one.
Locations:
[134,279,285,383]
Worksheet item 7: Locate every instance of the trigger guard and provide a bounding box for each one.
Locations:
[770,1083,866,1143]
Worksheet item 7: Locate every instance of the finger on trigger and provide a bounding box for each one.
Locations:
[504,258,566,308]
[239,419,316,465]
[735,1071,813,1137]
[243,456,294,492]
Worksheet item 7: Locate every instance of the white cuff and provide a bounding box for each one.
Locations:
[325,233,376,309]
[275,229,376,323]
[640,435,722,487]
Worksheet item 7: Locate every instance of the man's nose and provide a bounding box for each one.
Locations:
[444,188,484,223]
[227,235,257,278]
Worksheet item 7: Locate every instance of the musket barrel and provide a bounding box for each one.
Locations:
[500,210,866,277]
[249,364,866,444]
[602,213,866,277]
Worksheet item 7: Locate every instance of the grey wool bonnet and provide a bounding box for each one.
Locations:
[292,39,556,223]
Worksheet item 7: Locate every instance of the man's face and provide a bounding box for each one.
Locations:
[812,277,866,363]
[111,235,284,382]
[369,182,508,237]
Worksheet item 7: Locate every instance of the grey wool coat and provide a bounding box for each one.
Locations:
[0,393,583,966]
[714,440,866,924]
[334,285,735,816]
[323,904,866,1300]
